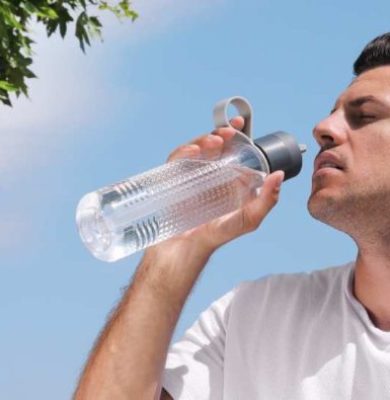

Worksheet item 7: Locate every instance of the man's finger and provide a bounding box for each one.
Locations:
[241,171,285,231]
[168,115,246,163]
[167,144,200,162]
[213,116,245,140]
[190,134,224,147]
[230,116,245,131]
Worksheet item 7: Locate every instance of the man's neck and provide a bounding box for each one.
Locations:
[354,245,390,331]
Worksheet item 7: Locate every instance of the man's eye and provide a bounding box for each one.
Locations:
[351,113,376,125]
[348,112,377,128]
[358,114,376,120]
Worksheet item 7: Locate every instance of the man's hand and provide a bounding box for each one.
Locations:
[147,116,284,261]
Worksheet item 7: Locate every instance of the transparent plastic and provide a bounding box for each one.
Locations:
[76,137,269,262]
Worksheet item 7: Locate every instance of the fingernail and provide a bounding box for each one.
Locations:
[275,171,285,187]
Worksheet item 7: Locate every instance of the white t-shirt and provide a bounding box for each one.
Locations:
[162,263,390,399]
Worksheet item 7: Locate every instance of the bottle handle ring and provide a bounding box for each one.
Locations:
[213,96,254,139]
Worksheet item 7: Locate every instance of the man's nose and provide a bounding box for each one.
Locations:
[312,112,347,148]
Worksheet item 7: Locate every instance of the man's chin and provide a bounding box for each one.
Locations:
[307,192,338,223]
[307,190,354,235]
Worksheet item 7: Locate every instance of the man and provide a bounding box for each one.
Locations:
[74,33,390,399]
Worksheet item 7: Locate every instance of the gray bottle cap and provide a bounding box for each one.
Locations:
[253,131,305,181]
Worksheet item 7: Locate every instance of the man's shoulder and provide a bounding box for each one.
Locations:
[246,261,352,290]
[232,262,354,312]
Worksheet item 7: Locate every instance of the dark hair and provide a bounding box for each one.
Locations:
[353,32,390,75]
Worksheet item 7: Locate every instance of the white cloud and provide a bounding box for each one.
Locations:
[0,0,223,179]
[103,0,224,42]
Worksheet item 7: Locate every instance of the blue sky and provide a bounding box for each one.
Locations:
[1,0,389,398]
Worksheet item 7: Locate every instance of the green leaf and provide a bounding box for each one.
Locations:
[0,91,12,106]
[39,7,59,20]
[75,11,90,52]
[0,80,18,92]
[57,7,74,38]
[46,20,59,36]
[24,68,36,79]
[1,9,23,30]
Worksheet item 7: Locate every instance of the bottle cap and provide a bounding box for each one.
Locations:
[253,131,306,181]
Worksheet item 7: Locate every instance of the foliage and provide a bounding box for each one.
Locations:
[0,0,137,106]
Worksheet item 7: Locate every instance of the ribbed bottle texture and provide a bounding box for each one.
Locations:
[76,142,267,261]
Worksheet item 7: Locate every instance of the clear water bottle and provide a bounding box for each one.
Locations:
[76,129,305,262]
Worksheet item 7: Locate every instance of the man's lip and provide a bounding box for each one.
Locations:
[314,151,345,174]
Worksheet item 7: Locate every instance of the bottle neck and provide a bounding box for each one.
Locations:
[219,138,270,173]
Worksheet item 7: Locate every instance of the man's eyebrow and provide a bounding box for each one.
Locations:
[330,95,387,114]
[348,95,385,108]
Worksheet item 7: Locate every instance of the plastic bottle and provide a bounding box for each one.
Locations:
[76,130,305,262]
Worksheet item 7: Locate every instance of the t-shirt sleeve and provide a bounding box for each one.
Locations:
[162,287,237,400]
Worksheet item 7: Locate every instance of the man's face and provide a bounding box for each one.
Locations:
[308,66,390,235]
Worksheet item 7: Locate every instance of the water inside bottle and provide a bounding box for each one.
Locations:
[77,158,265,262]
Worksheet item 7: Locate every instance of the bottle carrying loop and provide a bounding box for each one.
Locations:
[213,96,254,139]
[213,96,267,167]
